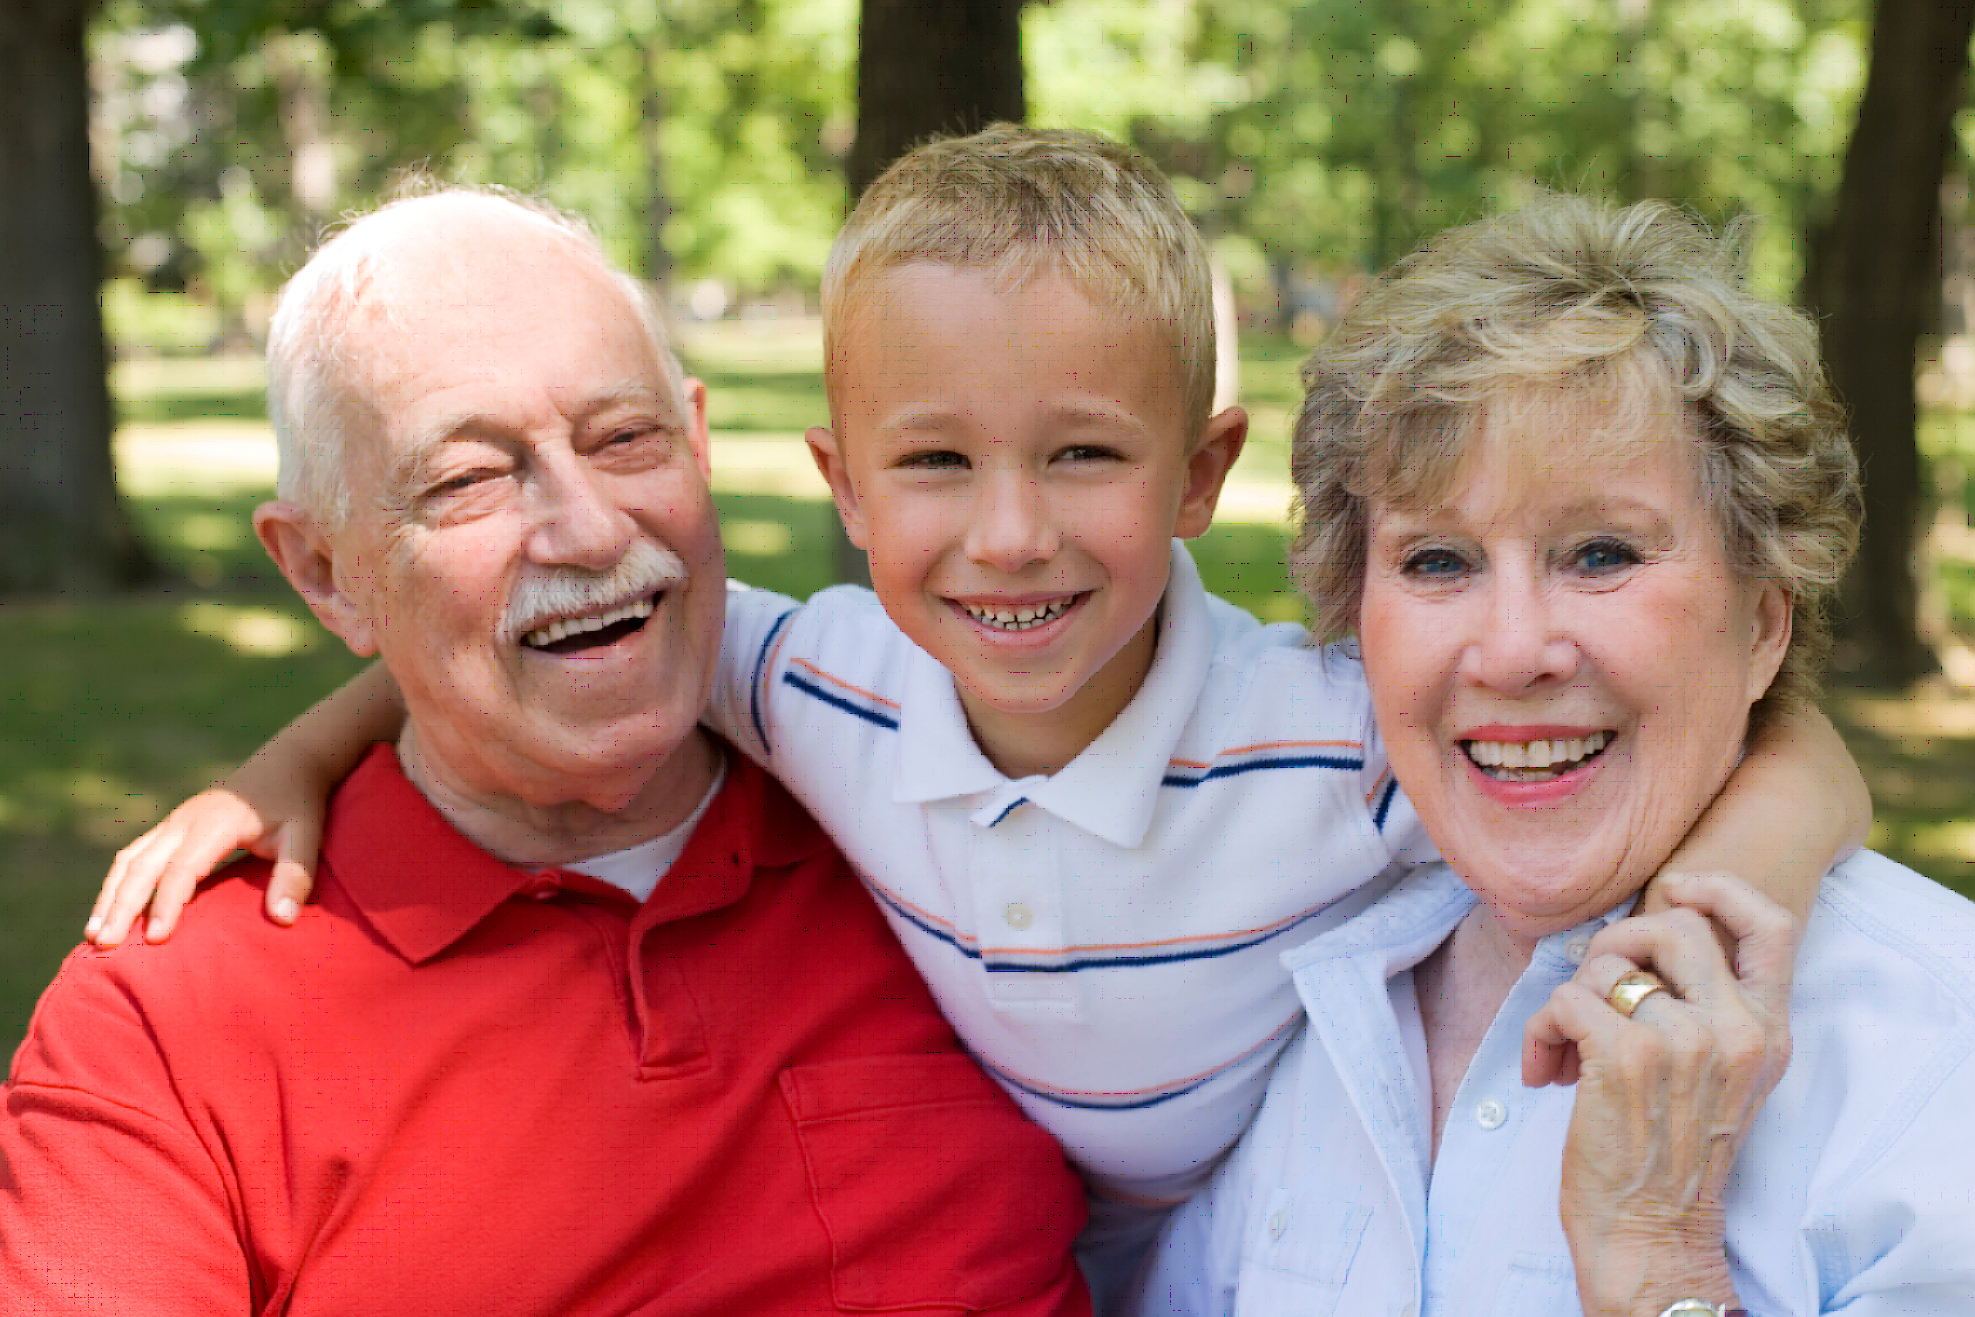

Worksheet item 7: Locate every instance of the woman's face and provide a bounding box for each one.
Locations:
[1358,394,1792,948]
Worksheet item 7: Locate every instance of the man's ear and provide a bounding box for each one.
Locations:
[682,377,713,480]
[253,501,379,657]
[805,426,869,549]
[1174,405,1249,540]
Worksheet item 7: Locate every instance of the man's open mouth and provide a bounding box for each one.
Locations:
[1462,730,1613,783]
[958,595,1082,632]
[521,594,657,654]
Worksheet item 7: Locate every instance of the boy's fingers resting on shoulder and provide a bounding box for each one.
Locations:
[264,819,324,925]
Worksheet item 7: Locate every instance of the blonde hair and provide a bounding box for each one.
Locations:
[265,181,683,530]
[822,124,1216,439]
[1292,191,1861,716]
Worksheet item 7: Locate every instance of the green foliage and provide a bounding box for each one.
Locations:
[1027,0,1867,300]
[91,0,1877,341]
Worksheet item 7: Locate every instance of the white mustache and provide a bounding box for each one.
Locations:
[498,541,688,645]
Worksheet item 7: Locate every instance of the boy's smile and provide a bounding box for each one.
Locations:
[809,264,1245,778]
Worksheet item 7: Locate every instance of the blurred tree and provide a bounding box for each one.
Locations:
[0,0,160,593]
[849,0,1024,193]
[828,0,1027,582]
[1810,0,1975,684]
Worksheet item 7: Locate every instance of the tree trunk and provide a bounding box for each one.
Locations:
[847,0,1026,195]
[1812,0,1975,684]
[830,0,1027,583]
[0,0,159,594]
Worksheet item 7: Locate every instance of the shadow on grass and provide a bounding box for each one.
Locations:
[0,596,369,1056]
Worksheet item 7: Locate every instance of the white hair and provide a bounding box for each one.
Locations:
[264,183,684,530]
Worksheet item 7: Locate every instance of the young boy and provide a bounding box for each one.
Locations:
[90,128,1868,1294]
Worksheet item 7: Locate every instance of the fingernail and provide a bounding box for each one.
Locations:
[274,897,299,923]
[85,916,101,937]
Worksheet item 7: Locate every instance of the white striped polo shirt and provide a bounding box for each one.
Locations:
[707,542,1432,1205]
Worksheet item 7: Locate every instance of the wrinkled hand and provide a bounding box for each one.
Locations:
[89,786,320,946]
[1522,871,1799,1317]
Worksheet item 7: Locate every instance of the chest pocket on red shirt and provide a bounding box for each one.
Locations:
[780,1052,1088,1312]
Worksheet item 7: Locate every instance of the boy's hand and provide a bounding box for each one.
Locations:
[89,789,320,946]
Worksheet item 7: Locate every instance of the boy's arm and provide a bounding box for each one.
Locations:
[1638,702,1870,927]
[88,662,405,946]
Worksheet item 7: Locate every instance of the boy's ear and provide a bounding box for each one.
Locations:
[253,501,380,658]
[805,426,870,549]
[1174,406,1249,539]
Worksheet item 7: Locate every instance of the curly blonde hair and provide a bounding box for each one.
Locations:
[1291,191,1861,716]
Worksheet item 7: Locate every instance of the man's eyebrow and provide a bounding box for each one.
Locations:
[397,384,679,461]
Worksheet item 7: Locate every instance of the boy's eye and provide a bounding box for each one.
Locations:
[1054,443,1123,464]
[1570,537,1640,574]
[896,450,968,471]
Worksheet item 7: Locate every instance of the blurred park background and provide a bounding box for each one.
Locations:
[5,0,1975,1056]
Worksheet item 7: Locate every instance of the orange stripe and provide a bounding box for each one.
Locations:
[786,657,903,711]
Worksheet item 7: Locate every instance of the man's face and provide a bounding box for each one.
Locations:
[291,228,726,812]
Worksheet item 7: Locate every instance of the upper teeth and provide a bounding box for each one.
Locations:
[523,597,655,648]
[963,598,1074,630]
[1465,731,1613,770]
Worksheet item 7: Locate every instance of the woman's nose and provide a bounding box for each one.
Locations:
[1462,570,1579,691]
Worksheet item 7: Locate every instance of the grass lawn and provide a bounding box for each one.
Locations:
[4,323,1973,1058]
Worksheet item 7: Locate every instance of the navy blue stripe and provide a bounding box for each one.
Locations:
[864,881,1332,975]
[988,798,1026,827]
[781,671,900,730]
[748,608,797,752]
[1161,753,1363,788]
[1372,776,1399,830]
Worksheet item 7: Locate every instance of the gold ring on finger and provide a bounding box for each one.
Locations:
[1607,969,1673,1018]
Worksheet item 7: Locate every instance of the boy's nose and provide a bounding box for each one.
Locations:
[965,472,1059,571]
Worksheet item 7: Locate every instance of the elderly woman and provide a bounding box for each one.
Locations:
[1131,194,1975,1315]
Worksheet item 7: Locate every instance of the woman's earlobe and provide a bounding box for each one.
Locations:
[1748,584,1793,702]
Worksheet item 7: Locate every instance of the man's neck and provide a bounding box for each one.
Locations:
[395,725,724,868]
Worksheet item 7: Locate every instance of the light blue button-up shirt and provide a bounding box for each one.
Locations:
[1132,850,1975,1315]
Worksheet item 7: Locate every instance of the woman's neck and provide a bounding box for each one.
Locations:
[1414,908,1537,1160]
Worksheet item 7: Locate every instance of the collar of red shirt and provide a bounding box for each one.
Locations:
[322,742,833,965]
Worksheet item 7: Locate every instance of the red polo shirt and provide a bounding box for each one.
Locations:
[2,744,1090,1315]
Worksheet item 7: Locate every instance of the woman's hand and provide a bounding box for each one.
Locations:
[1522,871,1799,1317]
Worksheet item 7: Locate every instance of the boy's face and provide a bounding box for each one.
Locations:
[809,264,1244,776]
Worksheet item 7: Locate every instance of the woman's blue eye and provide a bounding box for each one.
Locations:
[1574,538,1639,573]
[1403,548,1468,577]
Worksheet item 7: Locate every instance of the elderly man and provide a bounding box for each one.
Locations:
[0,189,1091,1315]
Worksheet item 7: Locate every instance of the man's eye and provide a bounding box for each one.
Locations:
[428,470,496,498]
[1572,537,1640,574]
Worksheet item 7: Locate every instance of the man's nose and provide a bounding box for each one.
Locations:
[1460,568,1579,692]
[528,456,637,570]
[964,470,1059,572]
